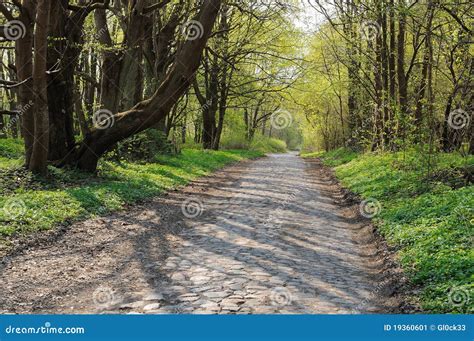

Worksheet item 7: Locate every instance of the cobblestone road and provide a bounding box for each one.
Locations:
[1,153,390,314]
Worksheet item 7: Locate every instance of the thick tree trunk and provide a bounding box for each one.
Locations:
[202,53,219,150]
[45,0,93,161]
[29,0,50,174]
[62,0,222,171]
[118,0,146,111]
[46,0,74,161]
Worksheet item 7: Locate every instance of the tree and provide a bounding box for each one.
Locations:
[29,0,51,174]
[62,0,222,171]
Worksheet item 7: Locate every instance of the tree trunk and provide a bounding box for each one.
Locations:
[118,0,146,111]
[29,0,51,174]
[61,0,222,171]
[211,6,230,151]
[397,0,408,144]
[201,53,219,150]
[95,9,122,114]
[388,0,396,101]
[414,1,435,130]
[46,0,74,161]
[344,0,358,140]
[373,9,384,150]
[74,79,90,137]
[381,3,390,148]
[181,115,187,144]
[15,0,35,166]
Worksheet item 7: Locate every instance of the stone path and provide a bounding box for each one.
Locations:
[0,153,392,314]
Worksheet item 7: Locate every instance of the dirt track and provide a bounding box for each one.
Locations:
[0,153,400,314]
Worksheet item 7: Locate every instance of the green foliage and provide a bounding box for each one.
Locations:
[220,132,250,150]
[0,138,24,159]
[220,133,287,153]
[312,149,474,313]
[0,149,262,242]
[105,129,175,162]
[181,141,203,150]
[0,139,24,170]
[251,137,287,153]
[302,147,359,166]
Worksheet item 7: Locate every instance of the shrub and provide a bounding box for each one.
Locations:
[0,138,24,159]
[105,129,176,162]
[250,136,287,153]
[220,134,250,150]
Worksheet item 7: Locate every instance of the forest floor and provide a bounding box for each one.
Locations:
[0,153,403,314]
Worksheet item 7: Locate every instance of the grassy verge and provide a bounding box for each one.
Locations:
[0,143,262,242]
[303,147,474,313]
[301,148,358,166]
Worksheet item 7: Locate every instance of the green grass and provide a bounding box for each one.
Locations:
[250,137,287,153]
[0,147,262,242]
[301,147,358,166]
[306,148,473,313]
[0,138,24,169]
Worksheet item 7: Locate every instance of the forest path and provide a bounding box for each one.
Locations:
[1,153,395,314]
